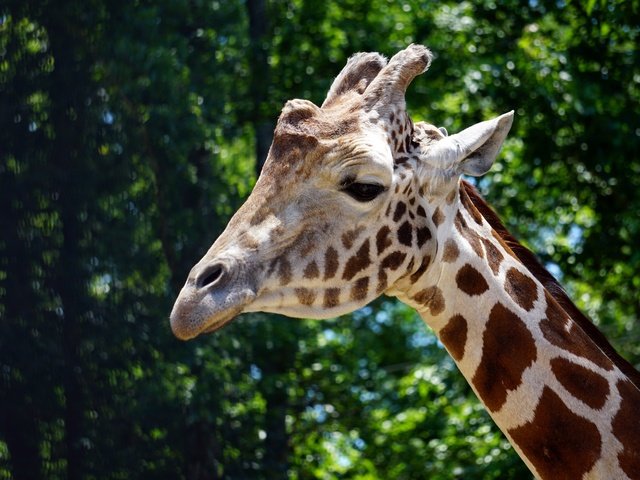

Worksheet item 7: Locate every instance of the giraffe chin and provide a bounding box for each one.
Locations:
[200,307,242,335]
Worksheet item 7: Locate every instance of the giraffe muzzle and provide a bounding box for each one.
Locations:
[169,258,257,340]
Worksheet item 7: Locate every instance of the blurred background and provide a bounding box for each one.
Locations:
[1,1,639,478]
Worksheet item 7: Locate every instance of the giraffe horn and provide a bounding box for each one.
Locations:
[363,44,432,111]
[321,52,388,108]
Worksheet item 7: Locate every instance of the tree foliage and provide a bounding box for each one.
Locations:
[1,1,638,479]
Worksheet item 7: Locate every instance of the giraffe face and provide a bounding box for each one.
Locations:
[170,45,514,340]
[170,98,438,339]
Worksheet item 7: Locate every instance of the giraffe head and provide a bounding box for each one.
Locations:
[170,45,513,340]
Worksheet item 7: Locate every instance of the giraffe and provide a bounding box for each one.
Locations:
[170,45,640,479]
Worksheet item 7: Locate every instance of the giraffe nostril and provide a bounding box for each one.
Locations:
[196,264,225,289]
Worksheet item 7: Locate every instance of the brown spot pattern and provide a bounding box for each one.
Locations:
[431,207,444,227]
[343,239,371,281]
[412,286,445,315]
[249,205,270,226]
[295,288,317,306]
[439,314,468,361]
[504,268,538,311]
[540,291,614,371]
[278,257,292,285]
[403,135,411,153]
[412,287,429,303]
[267,258,278,277]
[324,246,339,280]
[455,264,489,296]
[455,211,484,258]
[297,230,318,257]
[481,237,504,275]
[397,221,413,246]
[509,387,601,480]
[405,257,415,274]
[376,251,413,293]
[409,256,431,283]
[393,202,407,222]
[376,226,392,254]
[461,190,484,226]
[446,188,457,204]
[416,205,427,218]
[323,288,340,309]
[550,357,609,410]
[350,277,369,302]
[612,379,640,478]
[271,225,286,241]
[341,227,363,250]
[472,302,537,412]
[416,226,432,249]
[381,251,406,271]
[455,209,467,229]
[303,261,319,279]
[443,239,460,263]
[239,233,259,250]
[466,230,485,258]
[376,270,388,294]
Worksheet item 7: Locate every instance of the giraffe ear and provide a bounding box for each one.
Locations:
[322,52,388,108]
[427,111,514,177]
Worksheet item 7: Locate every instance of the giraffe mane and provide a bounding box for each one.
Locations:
[462,180,640,389]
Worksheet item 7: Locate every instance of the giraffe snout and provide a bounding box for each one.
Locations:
[169,257,257,340]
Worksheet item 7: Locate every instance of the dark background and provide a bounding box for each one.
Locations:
[1,1,639,478]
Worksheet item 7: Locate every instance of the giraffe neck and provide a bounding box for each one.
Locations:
[391,182,640,480]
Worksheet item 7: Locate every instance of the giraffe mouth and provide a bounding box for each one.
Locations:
[201,305,243,334]
[169,266,257,340]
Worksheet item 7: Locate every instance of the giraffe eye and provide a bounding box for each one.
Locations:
[342,182,386,202]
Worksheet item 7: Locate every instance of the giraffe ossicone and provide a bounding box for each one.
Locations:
[170,45,640,480]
